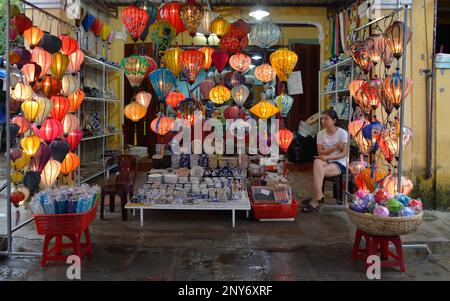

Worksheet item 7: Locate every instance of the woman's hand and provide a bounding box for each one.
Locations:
[314,155,330,161]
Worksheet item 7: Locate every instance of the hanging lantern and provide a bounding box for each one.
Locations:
[179,49,205,84]
[178,98,204,125]
[21,100,41,121]
[166,91,186,109]
[275,93,294,118]
[354,88,372,114]
[9,51,21,65]
[180,0,204,37]
[149,68,176,102]
[254,64,276,83]
[163,48,183,77]
[135,91,152,109]
[363,36,382,66]
[224,105,246,120]
[382,174,414,196]
[360,78,381,110]
[219,33,249,54]
[354,132,371,155]
[39,75,61,98]
[59,34,79,56]
[67,89,85,112]
[158,1,185,34]
[12,151,30,170]
[60,74,78,96]
[31,47,52,78]
[211,48,229,73]
[250,99,279,119]
[14,46,32,69]
[229,52,251,73]
[50,96,70,122]
[383,69,413,110]
[209,85,231,105]
[211,16,230,38]
[380,125,413,160]
[275,128,294,153]
[353,48,372,74]
[151,114,174,135]
[23,26,43,50]
[20,135,41,156]
[21,63,42,85]
[231,85,249,107]
[363,166,389,193]
[349,79,365,99]
[149,21,177,51]
[121,55,150,88]
[385,21,412,60]
[362,120,385,152]
[10,148,23,162]
[122,5,149,42]
[377,84,394,116]
[41,159,61,187]
[199,47,214,70]
[32,117,63,143]
[91,18,103,37]
[124,102,147,122]
[12,82,32,101]
[230,19,251,39]
[50,138,70,162]
[11,171,24,185]
[81,12,95,32]
[380,37,394,69]
[13,14,33,34]
[35,95,53,126]
[38,32,62,54]
[101,23,112,41]
[68,49,84,75]
[50,52,69,81]
[11,115,31,134]
[23,171,42,193]
[349,158,367,176]
[138,1,158,42]
[142,55,158,78]
[249,21,281,48]
[199,79,215,100]
[223,71,246,89]
[270,48,298,82]
[62,113,80,135]
[67,128,83,151]
[61,152,80,174]
[199,10,217,39]
[348,118,369,138]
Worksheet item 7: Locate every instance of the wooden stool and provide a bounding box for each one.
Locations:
[352,229,406,272]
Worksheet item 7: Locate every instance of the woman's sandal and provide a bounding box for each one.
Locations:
[301,202,323,213]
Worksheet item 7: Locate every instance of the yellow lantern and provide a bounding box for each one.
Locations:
[209,85,231,105]
[61,152,80,174]
[199,47,214,70]
[21,100,41,121]
[12,152,30,170]
[101,23,111,41]
[250,99,279,119]
[60,74,78,96]
[163,48,183,77]
[124,102,147,122]
[270,48,298,82]
[135,91,152,109]
[12,82,32,101]
[211,16,230,38]
[11,171,24,185]
[35,96,53,125]
[41,159,61,187]
[20,135,41,156]
[23,26,43,49]
[50,52,69,80]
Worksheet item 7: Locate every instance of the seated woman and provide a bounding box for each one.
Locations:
[302,109,348,213]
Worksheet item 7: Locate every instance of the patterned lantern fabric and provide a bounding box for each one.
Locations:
[120,55,150,88]
[142,55,158,78]
[163,48,183,77]
[275,93,294,118]
[383,69,412,110]
[180,0,204,37]
[157,1,185,34]
[149,68,177,102]
[254,64,276,83]
[249,22,281,49]
[209,85,231,105]
[230,19,251,39]
[122,5,149,42]
[229,52,251,73]
[179,49,205,84]
[151,113,174,135]
[275,128,294,153]
[211,16,230,38]
[270,48,298,82]
[220,33,249,54]
[149,21,177,51]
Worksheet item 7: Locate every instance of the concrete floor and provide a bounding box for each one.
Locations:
[1,163,450,281]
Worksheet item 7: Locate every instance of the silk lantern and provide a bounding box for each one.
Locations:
[60,75,78,96]
[11,171,24,185]
[349,118,369,138]
[13,14,33,34]
[180,49,205,84]
[149,21,176,51]
[138,1,158,42]
[20,135,41,156]
[11,115,30,134]
[166,91,186,109]
[249,21,281,48]
[275,128,294,153]
[10,189,26,208]
[121,55,150,88]
[178,98,203,125]
[91,18,103,37]
[21,63,42,85]
[349,79,365,99]
[39,75,61,97]
[385,21,411,60]
[231,84,249,107]
[254,64,276,83]
[142,55,158,78]
[199,79,215,100]
[381,125,413,160]
[12,82,32,101]
[199,10,217,39]
[163,48,183,77]
[363,36,382,66]
[223,71,246,89]
[230,19,251,39]
[224,105,246,120]
[378,84,394,116]
[23,26,43,50]
[41,159,61,187]
[31,47,52,78]
[157,1,185,34]
[362,120,385,152]
[220,33,249,54]
[50,138,70,163]
[250,100,279,119]
[275,93,294,117]
[360,78,381,110]
[382,174,414,196]
[50,52,69,80]
[32,118,63,143]
[124,102,147,122]
[212,48,229,73]
[59,35,79,56]
[62,114,80,135]
[149,68,176,102]
[122,5,149,42]
[14,46,32,68]
[211,16,230,38]
[270,48,298,82]
[50,96,70,122]
[21,100,40,121]
[101,23,112,41]
[67,89,85,112]
[35,95,53,126]
[81,12,95,32]
[151,114,174,135]
[229,53,251,73]
[199,47,214,70]
[135,91,152,109]
[10,148,23,162]
[68,49,85,75]
[353,48,372,74]
[37,32,62,54]
[209,85,231,105]
[23,171,41,193]
[12,152,30,170]
[67,128,83,151]
[383,69,412,110]
[61,152,80,174]
[180,0,204,37]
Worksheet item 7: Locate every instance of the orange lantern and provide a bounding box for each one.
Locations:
[209,85,231,105]
[124,102,147,122]
[363,36,382,66]
[135,91,152,109]
[12,82,32,101]
[31,47,52,78]
[349,79,365,99]
[20,135,41,156]
[385,21,411,60]
[157,1,185,34]
[62,113,80,135]
[250,99,279,119]
[50,52,69,80]
[275,128,294,153]
[254,64,276,83]
[50,96,70,122]
[179,49,205,84]
[229,52,251,73]
[67,89,85,112]
[166,91,186,109]
[199,47,214,70]
[383,70,412,110]
[348,118,369,138]
[59,34,79,56]
[151,114,174,135]
[61,152,80,174]
[270,48,298,82]
[40,75,61,97]
[41,159,61,187]
[362,166,388,192]
[211,16,230,38]
[23,26,43,49]
[21,62,42,85]
[382,174,414,196]
[21,100,41,121]
[68,49,85,75]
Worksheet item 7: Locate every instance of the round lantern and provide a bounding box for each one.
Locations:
[12,82,32,101]
[363,36,382,65]
[211,16,230,38]
[121,55,150,88]
[231,85,249,107]
[209,85,231,105]
[11,115,31,134]
[148,68,176,102]
[142,55,158,78]
[60,74,78,96]
[21,63,42,85]
[275,128,294,153]
[250,100,279,119]
[275,93,294,118]
[211,48,229,73]
[50,138,70,163]
[166,91,186,109]
[135,91,152,109]
[224,105,246,120]
[199,9,217,39]
[37,32,62,54]
[20,135,41,156]
[35,95,53,126]
[21,100,40,121]
[382,174,414,196]
[270,48,298,82]
[61,152,80,174]
[349,79,365,99]
[249,21,281,48]
[151,114,174,135]
[149,21,177,51]
[31,47,52,78]
[122,5,149,42]
[13,14,33,34]
[230,19,251,39]
[23,26,43,50]
[158,1,185,34]
[163,48,183,77]
[219,33,249,54]
[385,21,411,60]
[50,96,70,122]
[68,49,85,75]
[124,102,147,122]
[383,69,412,110]
[59,34,79,56]
[67,128,83,151]
[41,159,61,187]
[39,75,61,98]
[180,0,204,37]
[32,117,63,143]
[62,113,80,135]
[180,49,205,84]
[199,47,214,70]
[67,89,85,112]
[229,53,251,73]
[254,64,276,83]
[50,52,69,80]
[199,79,215,100]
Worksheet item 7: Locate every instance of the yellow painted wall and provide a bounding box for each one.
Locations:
[435,68,450,185]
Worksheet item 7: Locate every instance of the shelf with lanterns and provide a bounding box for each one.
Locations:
[84,96,122,103]
[83,55,123,72]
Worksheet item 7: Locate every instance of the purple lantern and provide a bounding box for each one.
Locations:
[30,143,52,173]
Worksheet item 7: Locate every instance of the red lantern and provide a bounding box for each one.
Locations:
[13,14,33,34]
[361,78,381,110]
[212,48,229,73]
[59,35,79,56]
[229,52,251,72]
[230,19,251,39]
[10,190,25,208]
[50,96,70,122]
[67,128,83,151]
[122,6,149,42]
[275,128,294,153]
[179,49,205,84]
[142,55,158,78]
[166,91,186,109]
[32,117,63,143]
[220,33,249,54]
[158,1,185,34]
[91,18,103,37]
[224,105,246,120]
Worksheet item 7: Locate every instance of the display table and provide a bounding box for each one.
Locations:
[125,191,251,228]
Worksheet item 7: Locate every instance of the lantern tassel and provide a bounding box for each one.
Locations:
[134,123,137,145]
[143,120,146,136]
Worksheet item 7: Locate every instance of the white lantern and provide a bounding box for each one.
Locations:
[231,84,249,107]
[249,21,281,48]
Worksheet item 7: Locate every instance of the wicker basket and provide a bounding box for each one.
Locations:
[346,207,423,236]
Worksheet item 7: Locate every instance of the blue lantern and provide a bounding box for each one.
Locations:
[149,68,176,102]
[139,1,158,42]
[81,12,95,32]
[362,121,384,152]
[275,94,294,118]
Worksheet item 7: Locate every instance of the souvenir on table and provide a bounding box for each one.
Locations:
[386,198,404,216]
[373,206,389,217]
[399,207,415,217]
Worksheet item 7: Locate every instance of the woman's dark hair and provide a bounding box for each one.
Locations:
[322,109,339,122]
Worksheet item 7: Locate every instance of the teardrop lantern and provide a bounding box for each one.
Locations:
[67,128,83,151]
[157,1,185,34]
[199,10,217,39]
[12,82,33,101]
[62,113,80,135]
[270,48,298,82]
[21,100,41,121]
[68,49,85,75]
[275,94,294,118]
[35,95,53,126]
[39,75,62,98]
[199,47,214,70]
[124,102,147,122]
[122,5,149,42]
[32,117,63,143]
[249,21,281,49]
[135,91,152,109]
[383,69,412,110]
[230,19,251,40]
[50,96,70,122]
[163,48,184,78]
[149,21,177,51]
[20,135,41,156]
[199,79,215,100]
[67,89,85,112]
[41,159,61,187]
[31,47,52,78]
[212,48,229,73]
[231,85,249,108]
[121,55,150,88]
[23,26,43,50]
[166,91,186,109]
[180,0,204,37]
[50,52,69,81]
[21,63,42,85]
[37,32,62,54]
[60,74,78,96]
[59,34,79,56]
[275,128,294,153]
[151,114,174,135]
[61,152,80,174]
[148,68,176,102]
[384,21,412,60]
[11,115,30,134]
[211,16,230,38]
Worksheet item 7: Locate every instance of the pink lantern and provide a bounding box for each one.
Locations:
[229,52,251,72]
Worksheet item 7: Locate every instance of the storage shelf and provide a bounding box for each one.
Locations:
[83,55,123,72]
[320,57,353,72]
[81,131,122,142]
[85,96,122,103]
[320,88,350,95]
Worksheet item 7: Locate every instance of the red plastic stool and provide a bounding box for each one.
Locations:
[40,228,93,267]
[352,229,406,272]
